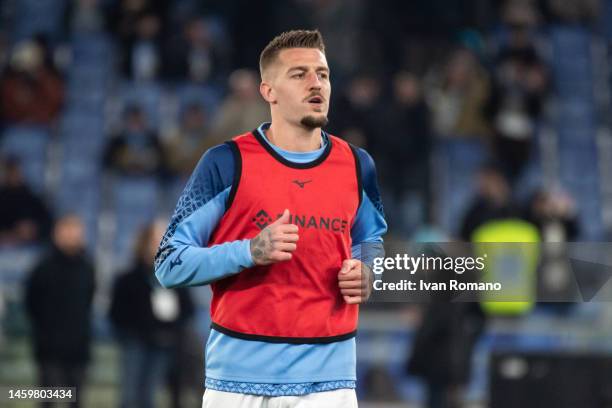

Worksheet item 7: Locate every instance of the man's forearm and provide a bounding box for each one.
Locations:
[155,239,254,288]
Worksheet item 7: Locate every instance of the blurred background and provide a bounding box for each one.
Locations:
[1,0,612,407]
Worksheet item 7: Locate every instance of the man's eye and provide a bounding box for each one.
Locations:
[292,73,304,79]
[319,73,329,80]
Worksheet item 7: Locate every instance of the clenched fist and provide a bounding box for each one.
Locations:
[338,259,373,304]
[250,209,299,265]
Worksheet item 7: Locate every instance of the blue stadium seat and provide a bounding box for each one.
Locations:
[601,0,612,40]
[548,25,603,240]
[556,101,597,136]
[434,138,490,235]
[111,176,160,264]
[71,33,114,64]
[117,81,164,128]
[549,26,595,102]
[12,0,67,42]
[175,83,222,118]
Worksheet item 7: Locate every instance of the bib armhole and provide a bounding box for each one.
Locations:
[225,140,242,211]
[348,143,363,210]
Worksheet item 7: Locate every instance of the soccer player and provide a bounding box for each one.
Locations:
[155,29,387,407]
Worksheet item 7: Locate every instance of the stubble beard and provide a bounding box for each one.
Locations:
[300,115,329,130]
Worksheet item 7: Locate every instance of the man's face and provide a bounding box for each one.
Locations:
[53,216,85,255]
[262,48,331,129]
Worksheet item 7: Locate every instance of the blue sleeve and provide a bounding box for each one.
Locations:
[154,143,254,288]
[350,147,387,267]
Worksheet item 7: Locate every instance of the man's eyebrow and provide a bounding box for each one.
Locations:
[287,66,330,73]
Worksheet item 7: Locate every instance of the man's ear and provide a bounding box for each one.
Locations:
[260,80,276,104]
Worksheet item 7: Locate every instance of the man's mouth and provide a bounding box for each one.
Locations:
[307,96,324,104]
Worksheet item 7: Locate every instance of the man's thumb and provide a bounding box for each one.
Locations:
[272,209,291,225]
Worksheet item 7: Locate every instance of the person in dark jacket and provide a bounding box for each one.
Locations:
[524,189,579,241]
[25,214,95,408]
[379,72,433,237]
[409,165,513,408]
[0,157,52,246]
[109,220,194,408]
[103,106,165,179]
[459,163,521,241]
[407,246,485,408]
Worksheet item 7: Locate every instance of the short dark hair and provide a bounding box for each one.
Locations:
[259,29,325,75]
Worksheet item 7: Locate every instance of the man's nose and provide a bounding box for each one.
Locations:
[307,72,322,89]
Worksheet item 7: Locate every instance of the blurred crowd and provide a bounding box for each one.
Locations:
[0,0,610,406]
[23,214,199,408]
[0,0,596,248]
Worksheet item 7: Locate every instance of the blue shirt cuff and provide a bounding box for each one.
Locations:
[241,239,255,268]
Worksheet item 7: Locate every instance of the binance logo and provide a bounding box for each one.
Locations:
[252,210,273,230]
[252,209,348,233]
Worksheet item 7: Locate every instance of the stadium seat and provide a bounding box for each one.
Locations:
[434,138,490,235]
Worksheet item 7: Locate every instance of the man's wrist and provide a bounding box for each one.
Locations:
[360,261,374,301]
[242,239,256,268]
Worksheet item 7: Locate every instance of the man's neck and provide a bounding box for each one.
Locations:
[265,120,322,152]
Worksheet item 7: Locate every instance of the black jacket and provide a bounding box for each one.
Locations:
[459,197,521,241]
[25,246,95,363]
[0,184,52,240]
[109,262,194,348]
[407,300,485,385]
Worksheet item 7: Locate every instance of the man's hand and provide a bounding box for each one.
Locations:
[250,209,299,265]
[338,259,373,304]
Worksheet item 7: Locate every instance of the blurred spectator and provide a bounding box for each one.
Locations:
[32,34,62,74]
[25,215,95,408]
[379,72,432,237]
[408,300,485,408]
[310,0,364,77]
[108,0,150,39]
[500,0,540,29]
[67,0,106,33]
[425,48,491,139]
[525,188,579,307]
[166,323,205,408]
[107,0,168,81]
[541,0,601,24]
[162,16,229,83]
[211,69,269,139]
[459,164,520,240]
[409,302,484,408]
[0,40,64,125]
[0,157,52,246]
[275,0,365,78]
[407,243,485,408]
[122,10,163,81]
[104,106,165,178]
[164,103,217,179]
[329,73,383,149]
[486,8,550,181]
[361,366,401,402]
[524,189,579,241]
[107,0,167,43]
[0,32,7,67]
[109,220,194,408]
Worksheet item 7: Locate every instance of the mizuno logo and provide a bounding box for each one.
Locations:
[169,247,188,270]
[292,179,312,188]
